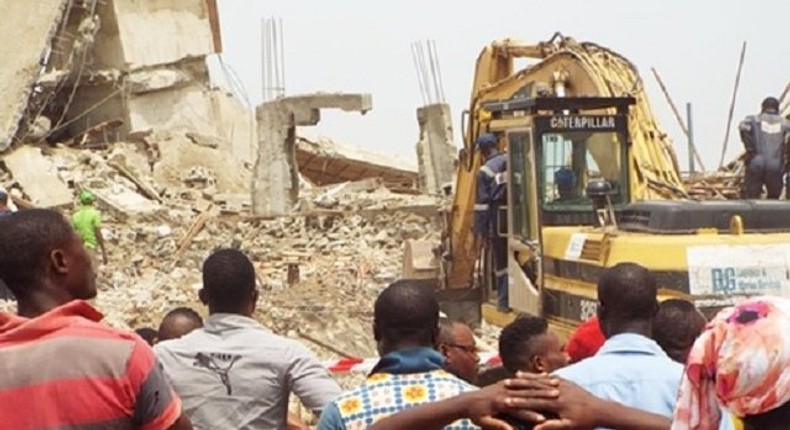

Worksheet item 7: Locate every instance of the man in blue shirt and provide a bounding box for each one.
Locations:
[554,263,732,430]
[473,133,509,312]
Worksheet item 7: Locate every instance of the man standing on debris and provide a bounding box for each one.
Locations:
[155,248,340,430]
[739,96,790,199]
[318,280,479,430]
[72,189,108,265]
[473,133,509,312]
[0,209,191,429]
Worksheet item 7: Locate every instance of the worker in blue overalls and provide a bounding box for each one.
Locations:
[473,133,509,312]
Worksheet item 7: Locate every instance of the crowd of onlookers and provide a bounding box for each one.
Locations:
[1,208,789,430]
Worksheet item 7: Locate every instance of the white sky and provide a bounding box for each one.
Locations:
[213,0,788,172]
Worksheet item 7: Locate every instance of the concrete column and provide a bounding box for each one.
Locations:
[252,93,372,216]
[416,103,457,194]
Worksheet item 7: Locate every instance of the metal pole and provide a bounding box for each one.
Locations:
[650,67,706,172]
[719,41,748,169]
[687,102,695,174]
[279,17,286,97]
[261,18,267,102]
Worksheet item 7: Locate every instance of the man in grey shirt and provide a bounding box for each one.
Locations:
[155,248,341,430]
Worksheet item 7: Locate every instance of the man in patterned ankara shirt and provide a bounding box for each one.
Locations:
[318,280,479,430]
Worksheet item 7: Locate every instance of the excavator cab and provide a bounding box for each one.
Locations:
[479,96,635,321]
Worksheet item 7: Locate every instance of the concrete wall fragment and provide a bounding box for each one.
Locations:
[415,103,457,194]
[112,0,221,69]
[252,94,373,216]
[0,0,70,151]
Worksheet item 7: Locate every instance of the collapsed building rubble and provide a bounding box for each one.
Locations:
[0,140,498,362]
[0,6,499,417]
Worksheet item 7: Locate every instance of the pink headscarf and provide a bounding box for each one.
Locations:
[671,296,790,430]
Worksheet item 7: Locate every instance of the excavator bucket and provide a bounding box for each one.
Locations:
[401,239,482,327]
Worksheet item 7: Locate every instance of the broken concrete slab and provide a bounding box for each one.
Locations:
[296,135,418,188]
[112,0,221,70]
[91,185,162,219]
[3,146,72,208]
[0,0,70,151]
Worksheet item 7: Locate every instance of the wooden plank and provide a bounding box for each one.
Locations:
[172,204,214,265]
[108,159,163,203]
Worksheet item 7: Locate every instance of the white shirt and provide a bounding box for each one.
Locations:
[155,313,341,430]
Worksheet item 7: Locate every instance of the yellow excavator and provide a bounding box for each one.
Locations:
[405,33,790,337]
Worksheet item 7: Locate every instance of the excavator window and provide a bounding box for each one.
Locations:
[539,130,627,209]
[507,131,534,240]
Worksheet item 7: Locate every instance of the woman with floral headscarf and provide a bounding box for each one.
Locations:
[671,296,790,430]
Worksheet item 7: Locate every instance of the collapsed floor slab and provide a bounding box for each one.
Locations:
[296,135,418,188]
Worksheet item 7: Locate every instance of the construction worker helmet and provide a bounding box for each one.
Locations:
[476,133,498,150]
[79,189,96,204]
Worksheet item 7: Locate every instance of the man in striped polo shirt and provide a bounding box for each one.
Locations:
[0,209,192,430]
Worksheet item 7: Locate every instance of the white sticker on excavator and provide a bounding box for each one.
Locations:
[565,234,587,260]
[687,244,790,297]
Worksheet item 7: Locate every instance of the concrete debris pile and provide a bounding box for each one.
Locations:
[0,137,451,363]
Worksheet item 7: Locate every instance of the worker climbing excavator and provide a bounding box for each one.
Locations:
[404,33,790,335]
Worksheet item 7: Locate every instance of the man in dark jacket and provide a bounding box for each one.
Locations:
[739,97,790,199]
[473,133,509,311]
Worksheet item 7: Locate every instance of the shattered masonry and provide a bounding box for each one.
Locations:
[0,2,479,402]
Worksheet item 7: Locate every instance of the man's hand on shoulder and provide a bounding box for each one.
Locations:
[465,372,561,429]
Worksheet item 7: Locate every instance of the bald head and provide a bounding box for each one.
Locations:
[157,307,203,342]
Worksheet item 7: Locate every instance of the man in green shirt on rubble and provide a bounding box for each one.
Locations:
[72,190,108,265]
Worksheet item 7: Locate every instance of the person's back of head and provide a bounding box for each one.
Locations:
[475,366,511,387]
[596,262,658,338]
[373,280,439,355]
[158,306,204,342]
[199,248,257,315]
[652,299,706,364]
[0,208,96,310]
[135,327,158,346]
[566,316,606,363]
[499,315,568,374]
